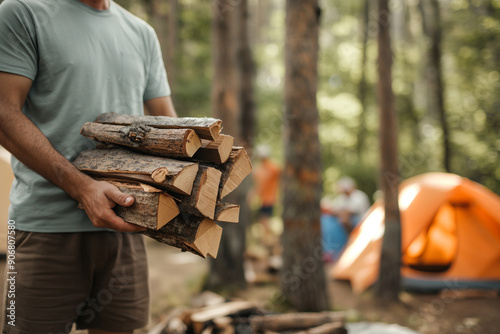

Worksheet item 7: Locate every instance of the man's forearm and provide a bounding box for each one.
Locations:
[0,106,93,203]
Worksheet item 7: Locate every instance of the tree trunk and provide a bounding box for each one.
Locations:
[373,0,402,301]
[205,0,246,290]
[419,0,451,172]
[356,0,370,159]
[166,0,178,89]
[236,0,256,154]
[280,0,330,312]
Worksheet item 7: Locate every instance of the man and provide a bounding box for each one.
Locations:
[0,0,176,332]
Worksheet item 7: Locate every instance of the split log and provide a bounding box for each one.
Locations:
[291,322,347,334]
[184,219,223,259]
[95,112,222,141]
[73,148,199,195]
[192,135,234,164]
[144,214,222,259]
[176,166,222,219]
[110,181,179,230]
[81,122,201,158]
[214,203,240,223]
[249,312,346,333]
[203,147,252,199]
[191,301,258,334]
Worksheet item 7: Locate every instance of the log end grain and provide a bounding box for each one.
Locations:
[214,203,240,223]
[220,148,252,199]
[172,164,199,196]
[195,167,222,219]
[151,167,169,183]
[157,193,181,230]
[185,130,202,157]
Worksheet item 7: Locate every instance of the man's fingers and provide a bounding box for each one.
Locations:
[101,210,146,232]
[106,185,135,207]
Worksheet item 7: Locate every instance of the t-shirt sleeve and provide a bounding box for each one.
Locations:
[0,0,38,80]
[143,26,171,101]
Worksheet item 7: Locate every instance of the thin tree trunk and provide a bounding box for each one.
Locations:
[420,0,451,172]
[205,0,246,290]
[281,0,330,312]
[356,0,370,159]
[236,0,256,154]
[166,0,178,89]
[373,0,402,301]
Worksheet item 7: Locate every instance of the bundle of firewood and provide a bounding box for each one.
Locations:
[73,112,252,259]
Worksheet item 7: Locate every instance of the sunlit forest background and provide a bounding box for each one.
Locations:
[115,0,499,201]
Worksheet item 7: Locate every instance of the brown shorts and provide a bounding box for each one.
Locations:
[1,230,149,334]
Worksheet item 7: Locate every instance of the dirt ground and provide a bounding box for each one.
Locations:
[1,238,499,334]
[141,239,500,334]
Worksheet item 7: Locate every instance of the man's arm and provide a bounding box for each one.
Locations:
[144,96,178,117]
[0,72,144,232]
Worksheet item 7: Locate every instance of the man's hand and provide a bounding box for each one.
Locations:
[77,179,145,232]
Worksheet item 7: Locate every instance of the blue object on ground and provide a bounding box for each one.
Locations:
[320,214,348,260]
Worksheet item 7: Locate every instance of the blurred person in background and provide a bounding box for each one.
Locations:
[321,176,370,262]
[252,145,281,246]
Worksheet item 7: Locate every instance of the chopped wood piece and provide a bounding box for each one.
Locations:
[292,322,347,334]
[110,181,179,230]
[202,147,252,199]
[192,135,234,164]
[214,203,240,223]
[176,167,222,219]
[81,122,201,158]
[206,224,223,259]
[95,112,222,141]
[191,301,258,334]
[184,219,222,258]
[73,148,199,195]
[249,312,346,333]
[144,215,222,259]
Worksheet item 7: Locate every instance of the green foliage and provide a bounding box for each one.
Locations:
[124,0,500,195]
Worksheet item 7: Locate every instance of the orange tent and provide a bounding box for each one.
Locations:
[331,173,500,293]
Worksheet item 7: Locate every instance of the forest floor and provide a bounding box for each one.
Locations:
[141,239,500,334]
[1,237,498,334]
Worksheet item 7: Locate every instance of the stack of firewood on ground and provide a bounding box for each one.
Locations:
[73,112,252,258]
[147,291,347,334]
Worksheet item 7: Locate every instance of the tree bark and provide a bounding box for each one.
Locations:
[144,214,221,258]
[206,0,246,290]
[419,0,451,172]
[95,112,222,141]
[166,0,178,89]
[80,122,201,158]
[72,148,199,195]
[281,0,330,312]
[110,181,179,230]
[236,0,256,153]
[356,0,370,159]
[373,0,402,301]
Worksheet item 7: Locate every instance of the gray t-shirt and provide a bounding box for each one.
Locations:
[0,0,171,232]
